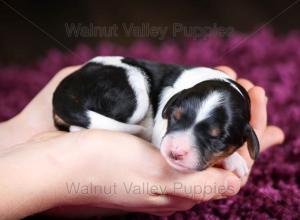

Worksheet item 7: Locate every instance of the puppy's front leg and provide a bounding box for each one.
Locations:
[223,152,249,178]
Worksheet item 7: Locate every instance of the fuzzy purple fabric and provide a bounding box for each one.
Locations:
[1,30,299,219]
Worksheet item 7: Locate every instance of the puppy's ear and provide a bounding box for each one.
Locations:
[244,124,260,160]
[162,91,185,119]
[227,79,250,105]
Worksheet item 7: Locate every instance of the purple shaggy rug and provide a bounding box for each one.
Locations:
[1,30,300,219]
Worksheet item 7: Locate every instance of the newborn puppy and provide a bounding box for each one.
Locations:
[52,56,259,178]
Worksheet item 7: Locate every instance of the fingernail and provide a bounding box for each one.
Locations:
[223,175,241,196]
[265,96,268,104]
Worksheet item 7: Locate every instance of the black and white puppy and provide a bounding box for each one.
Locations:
[53,56,259,177]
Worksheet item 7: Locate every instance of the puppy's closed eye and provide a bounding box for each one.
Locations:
[172,108,183,120]
[208,127,221,137]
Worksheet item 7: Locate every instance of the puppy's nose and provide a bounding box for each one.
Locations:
[170,148,188,160]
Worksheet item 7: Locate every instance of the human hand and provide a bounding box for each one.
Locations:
[0,66,81,149]
[0,64,285,219]
[28,80,285,217]
[0,129,241,219]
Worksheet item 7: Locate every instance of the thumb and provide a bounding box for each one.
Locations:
[164,167,241,202]
[260,126,285,151]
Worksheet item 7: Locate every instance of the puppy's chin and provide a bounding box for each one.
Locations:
[162,155,217,172]
[160,144,199,173]
[163,156,197,173]
[160,133,205,172]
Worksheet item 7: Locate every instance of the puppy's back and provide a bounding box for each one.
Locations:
[52,61,139,131]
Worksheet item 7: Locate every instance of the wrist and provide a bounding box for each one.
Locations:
[0,113,38,151]
[0,135,77,219]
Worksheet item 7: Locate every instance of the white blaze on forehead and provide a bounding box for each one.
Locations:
[89,56,150,124]
[195,91,224,123]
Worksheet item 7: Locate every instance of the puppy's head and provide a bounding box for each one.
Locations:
[160,80,259,172]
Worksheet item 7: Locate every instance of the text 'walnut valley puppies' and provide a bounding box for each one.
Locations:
[52,56,259,178]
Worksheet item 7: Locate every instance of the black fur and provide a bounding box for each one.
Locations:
[53,62,136,129]
[122,57,187,115]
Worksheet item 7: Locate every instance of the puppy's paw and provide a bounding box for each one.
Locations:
[69,125,84,132]
[223,152,249,178]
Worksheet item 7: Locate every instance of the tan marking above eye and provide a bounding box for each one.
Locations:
[209,127,221,137]
[70,95,80,103]
[173,108,183,120]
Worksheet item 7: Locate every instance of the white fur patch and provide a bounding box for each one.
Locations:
[69,125,83,132]
[89,56,150,124]
[195,91,224,123]
[87,110,145,134]
[152,117,168,148]
[174,67,231,89]
[137,105,154,141]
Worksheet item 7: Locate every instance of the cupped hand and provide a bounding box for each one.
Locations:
[1,129,241,219]
[0,64,285,219]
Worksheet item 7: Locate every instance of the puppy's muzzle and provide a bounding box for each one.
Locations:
[160,132,201,172]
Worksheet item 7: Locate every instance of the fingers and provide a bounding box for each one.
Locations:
[47,65,82,94]
[164,167,241,202]
[237,120,284,180]
[238,80,269,135]
[260,126,285,151]
[239,126,285,166]
[248,86,267,137]
[237,78,254,91]
[146,195,196,215]
[54,66,82,82]
[237,86,267,166]
[215,66,237,80]
[214,66,256,91]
